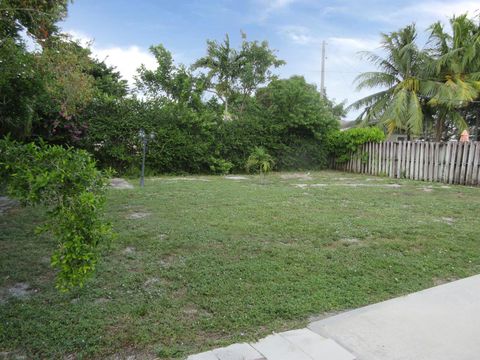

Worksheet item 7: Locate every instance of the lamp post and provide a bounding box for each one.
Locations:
[139,129,155,187]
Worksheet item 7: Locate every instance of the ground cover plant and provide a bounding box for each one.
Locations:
[1,171,480,359]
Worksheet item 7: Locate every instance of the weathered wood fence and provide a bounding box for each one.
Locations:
[332,141,480,186]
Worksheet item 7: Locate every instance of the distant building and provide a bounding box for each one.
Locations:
[387,133,408,142]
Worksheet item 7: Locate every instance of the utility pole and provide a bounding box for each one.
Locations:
[320,40,326,97]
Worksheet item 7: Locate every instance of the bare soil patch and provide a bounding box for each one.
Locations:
[224,175,248,180]
[110,178,134,189]
[281,173,312,180]
[0,282,36,303]
[0,196,19,215]
[126,212,151,220]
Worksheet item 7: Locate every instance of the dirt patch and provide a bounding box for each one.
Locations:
[339,238,361,246]
[143,277,160,288]
[156,177,210,182]
[327,238,362,249]
[172,286,188,299]
[0,196,19,215]
[224,175,248,180]
[0,282,36,303]
[126,212,150,220]
[182,305,199,320]
[182,304,213,321]
[94,297,111,304]
[347,183,401,188]
[122,246,136,255]
[0,351,27,360]
[156,233,168,240]
[422,187,433,192]
[159,255,185,269]
[293,183,327,188]
[441,217,455,225]
[281,173,312,180]
[9,282,35,298]
[110,178,134,189]
[293,183,401,189]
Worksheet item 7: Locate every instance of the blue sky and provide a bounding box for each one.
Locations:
[61,0,479,119]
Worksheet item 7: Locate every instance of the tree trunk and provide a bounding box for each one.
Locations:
[475,109,480,141]
[223,98,230,121]
[435,117,444,142]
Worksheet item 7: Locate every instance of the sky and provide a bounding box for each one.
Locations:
[60,0,480,119]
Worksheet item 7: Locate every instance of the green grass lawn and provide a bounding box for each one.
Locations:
[1,171,480,359]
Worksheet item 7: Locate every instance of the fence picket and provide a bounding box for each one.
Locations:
[443,143,450,183]
[454,143,463,184]
[466,143,476,185]
[473,143,480,185]
[331,141,480,186]
[460,142,469,184]
[419,142,424,180]
[433,143,441,181]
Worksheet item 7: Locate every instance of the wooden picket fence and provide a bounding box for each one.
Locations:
[332,141,480,186]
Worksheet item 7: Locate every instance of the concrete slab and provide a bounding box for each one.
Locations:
[309,274,480,360]
[251,334,312,360]
[280,329,355,360]
[213,343,265,360]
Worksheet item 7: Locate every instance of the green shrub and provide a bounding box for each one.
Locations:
[209,157,233,175]
[77,77,341,175]
[245,147,275,174]
[327,127,385,163]
[0,137,112,291]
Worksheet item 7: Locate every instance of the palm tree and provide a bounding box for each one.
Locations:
[192,34,241,120]
[423,14,480,141]
[349,25,427,138]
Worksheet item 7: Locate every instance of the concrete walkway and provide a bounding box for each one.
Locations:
[309,274,480,360]
[187,274,480,360]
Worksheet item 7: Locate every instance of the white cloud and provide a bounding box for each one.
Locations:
[94,46,157,86]
[279,25,316,45]
[370,1,480,28]
[252,0,299,21]
[328,37,379,51]
[413,1,480,19]
[263,0,297,10]
[66,30,157,89]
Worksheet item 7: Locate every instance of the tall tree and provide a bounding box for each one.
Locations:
[424,14,480,141]
[135,44,206,108]
[0,0,70,41]
[192,32,284,120]
[349,25,427,137]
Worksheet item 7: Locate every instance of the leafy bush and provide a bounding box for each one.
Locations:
[79,98,219,175]
[0,137,112,291]
[327,127,385,163]
[245,147,275,174]
[209,157,233,175]
[77,77,341,175]
[254,76,339,170]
